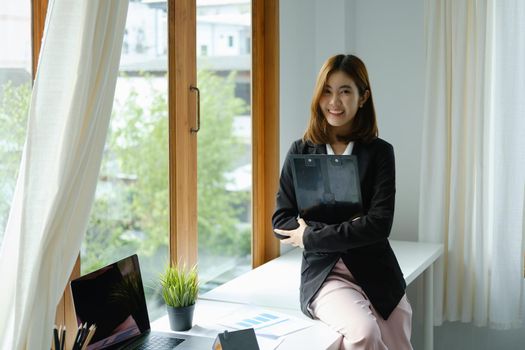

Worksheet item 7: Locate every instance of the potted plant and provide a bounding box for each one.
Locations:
[159,262,199,331]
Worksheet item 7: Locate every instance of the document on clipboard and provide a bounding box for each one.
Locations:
[290,154,362,224]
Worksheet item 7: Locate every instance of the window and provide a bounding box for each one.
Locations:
[81,0,169,320]
[0,1,32,249]
[196,0,252,292]
[25,0,280,328]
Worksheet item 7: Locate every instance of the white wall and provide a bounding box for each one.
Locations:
[279,0,315,162]
[279,0,525,349]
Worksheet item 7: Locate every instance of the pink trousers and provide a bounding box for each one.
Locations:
[309,259,413,350]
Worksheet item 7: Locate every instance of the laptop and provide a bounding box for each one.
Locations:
[70,254,214,350]
[290,154,363,224]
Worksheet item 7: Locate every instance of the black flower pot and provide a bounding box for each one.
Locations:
[167,304,195,331]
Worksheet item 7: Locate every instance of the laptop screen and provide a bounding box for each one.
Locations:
[70,254,151,350]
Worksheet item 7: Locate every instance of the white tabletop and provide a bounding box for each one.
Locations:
[151,299,341,350]
[201,240,444,310]
[390,240,443,285]
[153,240,443,350]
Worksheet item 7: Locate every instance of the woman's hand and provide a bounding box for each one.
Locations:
[273,218,308,248]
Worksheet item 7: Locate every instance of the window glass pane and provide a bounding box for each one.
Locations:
[81,0,168,320]
[196,0,252,292]
[0,2,31,249]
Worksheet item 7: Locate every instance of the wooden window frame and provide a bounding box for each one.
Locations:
[168,0,280,268]
[251,0,280,267]
[31,0,279,346]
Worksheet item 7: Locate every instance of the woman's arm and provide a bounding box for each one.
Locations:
[272,142,301,235]
[303,142,396,253]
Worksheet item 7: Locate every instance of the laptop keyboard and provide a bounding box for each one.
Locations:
[134,334,185,349]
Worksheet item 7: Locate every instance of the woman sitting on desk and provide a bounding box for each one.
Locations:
[272,54,412,350]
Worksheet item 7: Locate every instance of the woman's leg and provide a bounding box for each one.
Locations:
[374,294,413,350]
[310,283,388,350]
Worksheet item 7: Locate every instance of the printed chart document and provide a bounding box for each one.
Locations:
[215,306,313,338]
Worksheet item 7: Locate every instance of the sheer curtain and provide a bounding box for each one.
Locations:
[0,0,128,349]
[420,0,525,329]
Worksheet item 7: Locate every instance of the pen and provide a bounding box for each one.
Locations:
[80,324,96,350]
[57,325,62,346]
[53,326,60,350]
[78,323,88,349]
[60,326,66,350]
[72,324,82,350]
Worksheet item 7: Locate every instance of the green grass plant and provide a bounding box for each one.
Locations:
[159,263,199,308]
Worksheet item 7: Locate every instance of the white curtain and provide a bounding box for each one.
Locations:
[420,0,525,329]
[0,0,128,349]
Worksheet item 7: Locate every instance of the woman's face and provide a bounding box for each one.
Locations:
[319,70,367,136]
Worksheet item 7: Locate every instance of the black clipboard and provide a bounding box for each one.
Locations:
[291,154,362,224]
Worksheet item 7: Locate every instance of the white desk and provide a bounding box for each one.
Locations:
[201,240,443,350]
[151,299,341,349]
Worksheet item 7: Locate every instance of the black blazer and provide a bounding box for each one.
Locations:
[272,138,406,320]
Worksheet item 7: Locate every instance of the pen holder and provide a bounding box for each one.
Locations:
[52,323,96,350]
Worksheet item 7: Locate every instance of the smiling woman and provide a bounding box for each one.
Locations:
[273,54,413,350]
[305,55,378,147]
[319,71,369,134]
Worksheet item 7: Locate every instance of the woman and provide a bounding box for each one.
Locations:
[272,54,412,350]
